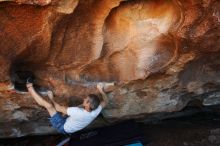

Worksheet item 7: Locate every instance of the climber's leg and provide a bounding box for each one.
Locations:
[27,85,57,116]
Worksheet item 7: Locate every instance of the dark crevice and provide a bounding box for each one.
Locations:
[10,70,38,92]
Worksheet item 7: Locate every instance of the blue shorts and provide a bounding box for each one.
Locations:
[50,112,67,134]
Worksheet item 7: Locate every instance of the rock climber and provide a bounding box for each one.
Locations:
[26,80,109,134]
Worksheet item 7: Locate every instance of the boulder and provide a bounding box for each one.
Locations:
[0,0,219,137]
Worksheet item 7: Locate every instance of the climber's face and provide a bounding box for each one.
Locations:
[83,96,91,111]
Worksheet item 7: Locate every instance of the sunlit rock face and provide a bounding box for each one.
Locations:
[0,0,51,5]
[80,0,180,82]
[0,0,220,137]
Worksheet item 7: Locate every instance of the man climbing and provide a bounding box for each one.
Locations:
[26,81,109,134]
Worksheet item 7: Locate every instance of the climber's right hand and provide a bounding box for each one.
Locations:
[97,83,104,92]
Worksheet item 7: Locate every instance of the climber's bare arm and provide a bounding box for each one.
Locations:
[54,103,67,115]
[47,91,68,115]
[97,83,109,108]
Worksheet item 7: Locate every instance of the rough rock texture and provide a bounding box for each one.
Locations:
[0,0,50,6]
[0,0,220,137]
[0,0,52,6]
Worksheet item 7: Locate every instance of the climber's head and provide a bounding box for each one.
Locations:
[83,94,100,112]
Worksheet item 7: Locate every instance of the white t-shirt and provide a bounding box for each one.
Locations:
[64,105,102,133]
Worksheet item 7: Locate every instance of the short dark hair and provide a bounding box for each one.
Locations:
[88,94,100,111]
